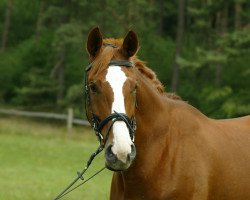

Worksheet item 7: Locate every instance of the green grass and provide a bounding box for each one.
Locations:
[0,116,112,200]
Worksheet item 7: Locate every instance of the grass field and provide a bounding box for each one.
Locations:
[0,116,113,200]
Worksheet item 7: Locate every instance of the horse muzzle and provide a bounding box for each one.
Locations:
[105,144,136,171]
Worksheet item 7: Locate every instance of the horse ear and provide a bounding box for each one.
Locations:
[121,30,139,58]
[87,27,103,58]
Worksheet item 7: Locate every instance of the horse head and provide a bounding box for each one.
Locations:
[85,27,138,171]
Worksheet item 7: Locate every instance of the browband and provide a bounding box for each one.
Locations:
[85,60,134,72]
[103,43,118,48]
[108,60,134,67]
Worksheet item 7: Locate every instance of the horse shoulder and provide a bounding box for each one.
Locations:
[203,116,250,199]
[164,100,250,199]
[162,100,212,199]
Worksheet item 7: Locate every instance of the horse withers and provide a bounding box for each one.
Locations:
[85,27,250,200]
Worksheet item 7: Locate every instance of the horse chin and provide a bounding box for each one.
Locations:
[105,161,131,172]
[105,164,123,172]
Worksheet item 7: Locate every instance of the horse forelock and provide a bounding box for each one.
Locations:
[103,38,124,47]
[89,38,124,76]
[90,46,115,77]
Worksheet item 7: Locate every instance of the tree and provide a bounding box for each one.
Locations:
[214,2,228,86]
[0,0,12,53]
[35,0,46,42]
[0,0,249,118]
[171,0,185,91]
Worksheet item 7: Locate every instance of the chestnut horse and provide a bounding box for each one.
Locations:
[85,27,250,200]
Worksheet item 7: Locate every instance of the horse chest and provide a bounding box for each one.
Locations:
[110,171,190,200]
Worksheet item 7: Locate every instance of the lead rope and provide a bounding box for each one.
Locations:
[53,118,118,200]
[54,145,105,200]
[54,167,106,200]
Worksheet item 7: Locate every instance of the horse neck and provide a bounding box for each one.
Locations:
[135,73,165,116]
[135,72,170,132]
[130,72,171,172]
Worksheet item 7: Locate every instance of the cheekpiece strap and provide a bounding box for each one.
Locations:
[85,63,92,72]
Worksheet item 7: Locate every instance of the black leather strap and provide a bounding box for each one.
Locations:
[98,112,132,131]
[85,63,92,72]
[85,60,133,72]
[108,60,133,67]
[103,43,118,48]
[94,112,136,143]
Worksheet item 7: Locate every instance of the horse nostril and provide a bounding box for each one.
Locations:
[105,145,117,163]
[128,144,136,162]
[131,144,135,152]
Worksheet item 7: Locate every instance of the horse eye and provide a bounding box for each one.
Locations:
[89,83,98,93]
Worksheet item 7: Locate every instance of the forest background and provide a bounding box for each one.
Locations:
[0,0,249,119]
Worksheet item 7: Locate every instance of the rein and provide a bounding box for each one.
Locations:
[54,145,104,200]
[54,57,136,199]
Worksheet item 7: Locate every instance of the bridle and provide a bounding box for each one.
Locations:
[54,44,137,200]
[84,58,137,145]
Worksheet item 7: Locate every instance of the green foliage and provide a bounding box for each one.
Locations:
[8,1,39,46]
[218,29,250,56]
[139,33,175,86]
[0,32,56,108]
[14,68,57,108]
[64,84,84,118]
[0,39,36,102]
[198,86,233,118]
[177,47,227,70]
[52,21,83,51]
[0,0,249,118]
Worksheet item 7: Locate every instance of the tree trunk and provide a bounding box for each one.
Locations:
[235,2,242,30]
[54,48,66,104]
[171,0,185,91]
[54,0,71,105]
[157,0,164,35]
[35,0,46,42]
[215,4,228,86]
[1,0,12,53]
[57,62,65,104]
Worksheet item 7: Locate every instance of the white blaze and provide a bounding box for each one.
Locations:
[106,66,132,163]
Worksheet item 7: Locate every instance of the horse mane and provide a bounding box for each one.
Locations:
[102,38,182,100]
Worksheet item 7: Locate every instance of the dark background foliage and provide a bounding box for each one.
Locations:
[0,0,249,118]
